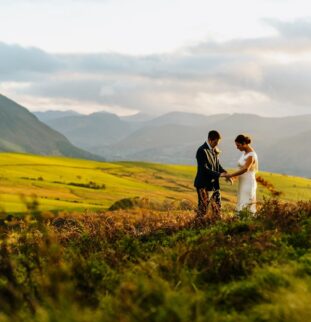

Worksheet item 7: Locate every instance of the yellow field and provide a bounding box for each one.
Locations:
[0,152,310,213]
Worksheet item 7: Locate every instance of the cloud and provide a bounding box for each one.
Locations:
[1,19,311,116]
[265,18,311,38]
[0,42,61,81]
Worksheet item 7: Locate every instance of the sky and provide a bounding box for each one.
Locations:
[1,0,311,116]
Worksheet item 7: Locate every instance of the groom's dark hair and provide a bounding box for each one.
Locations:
[208,130,221,141]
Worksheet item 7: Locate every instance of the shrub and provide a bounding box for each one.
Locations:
[0,199,310,321]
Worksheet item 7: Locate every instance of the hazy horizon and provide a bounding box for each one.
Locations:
[31,108,311,119]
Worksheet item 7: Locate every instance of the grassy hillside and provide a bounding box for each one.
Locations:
[0,94,101,160]
[0,152,310,213]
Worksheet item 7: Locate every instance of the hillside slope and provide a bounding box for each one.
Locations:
[0,94,101,160]
[0,152,310,213]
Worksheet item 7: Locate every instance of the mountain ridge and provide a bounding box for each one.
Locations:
[14,106,311,177]
[0,94,103,160]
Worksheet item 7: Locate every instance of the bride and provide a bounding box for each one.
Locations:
[225,135,258,214]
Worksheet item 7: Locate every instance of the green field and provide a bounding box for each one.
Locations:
[0,152,310,213]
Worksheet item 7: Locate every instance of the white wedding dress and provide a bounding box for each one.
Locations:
[236,151,258,214]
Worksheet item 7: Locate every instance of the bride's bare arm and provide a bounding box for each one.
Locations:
[227,156,254,178]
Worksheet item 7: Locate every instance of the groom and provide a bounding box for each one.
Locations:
[194,130,228,222]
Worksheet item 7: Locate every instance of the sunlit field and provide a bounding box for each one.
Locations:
[0,152,310,213]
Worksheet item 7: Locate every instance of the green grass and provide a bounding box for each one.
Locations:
[0,152,310,213]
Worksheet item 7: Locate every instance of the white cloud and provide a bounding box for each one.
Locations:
[1,19,311,116]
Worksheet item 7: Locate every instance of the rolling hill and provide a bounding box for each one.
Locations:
[0,152,310,213]
[0,94,101,160]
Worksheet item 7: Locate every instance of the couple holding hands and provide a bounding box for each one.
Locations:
[194,130,258,222]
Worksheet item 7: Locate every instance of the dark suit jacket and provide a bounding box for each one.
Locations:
[194,142,226,190]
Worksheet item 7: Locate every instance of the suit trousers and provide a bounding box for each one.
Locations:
[196,187,221,219]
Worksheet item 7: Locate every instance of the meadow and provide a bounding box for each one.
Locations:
[0,152,310,213]
[0,152,311,321]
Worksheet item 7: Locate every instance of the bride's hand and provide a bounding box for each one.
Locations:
[226,177,234,185]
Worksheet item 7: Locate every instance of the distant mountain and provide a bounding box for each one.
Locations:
[44,112,132,148]
[262,130,311,177]
[92,123,202,162]
[34,110,81,122]
[145,111,230,127]
[35,108,311,177]
[0,94,102,160]
[92,113,311,177]
[212,113,311,140]
[120,112,155,122]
